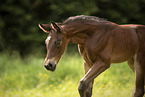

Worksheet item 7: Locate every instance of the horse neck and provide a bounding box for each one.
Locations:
[62,24,96,45]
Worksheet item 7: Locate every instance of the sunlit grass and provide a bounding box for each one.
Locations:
[0,52,135,97]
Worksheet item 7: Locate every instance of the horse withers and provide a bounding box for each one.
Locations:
[39,15,145,97]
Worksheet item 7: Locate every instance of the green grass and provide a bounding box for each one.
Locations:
[0,52,135,97]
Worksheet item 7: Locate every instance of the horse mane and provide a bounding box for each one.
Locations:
[63,15,108,24]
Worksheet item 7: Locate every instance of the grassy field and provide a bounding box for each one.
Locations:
[0,52,135,97]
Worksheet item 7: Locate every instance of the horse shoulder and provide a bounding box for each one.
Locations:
[85,29,112,63]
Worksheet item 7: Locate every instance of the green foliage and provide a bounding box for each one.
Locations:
[0,53,135,97]
[95,0,145,24]
[0,0,47,54]
[1,0,145,55]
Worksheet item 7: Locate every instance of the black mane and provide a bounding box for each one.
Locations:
[63,15,108,24]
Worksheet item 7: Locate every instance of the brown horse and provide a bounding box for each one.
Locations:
[39,15,145,97]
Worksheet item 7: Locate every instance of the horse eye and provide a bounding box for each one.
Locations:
[55,39,61,46]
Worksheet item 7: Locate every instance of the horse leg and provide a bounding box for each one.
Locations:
[78,45,94,97]
[133,53,145,97]
[127,57,135,72]
[78,57,110,97]
[83,62,94,97]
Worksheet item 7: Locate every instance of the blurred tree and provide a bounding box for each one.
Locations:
[94,0,145,24]
[0,0,145,56]
[0,0,49,55]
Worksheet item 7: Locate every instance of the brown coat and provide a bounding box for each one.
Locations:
[39,15,145,97]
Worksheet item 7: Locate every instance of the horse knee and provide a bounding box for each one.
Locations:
[78,80,93,97]
[78,80,87,97]
[78,80,87,91]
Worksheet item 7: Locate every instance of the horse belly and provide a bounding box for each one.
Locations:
[111,42,138,63]
[111,51,134,63]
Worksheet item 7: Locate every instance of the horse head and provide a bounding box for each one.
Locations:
[39,22,68,71]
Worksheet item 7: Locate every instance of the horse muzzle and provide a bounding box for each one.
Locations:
[44,59,57,72]
[44,63,56,71]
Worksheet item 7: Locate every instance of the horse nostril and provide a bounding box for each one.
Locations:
[48,63,53,68]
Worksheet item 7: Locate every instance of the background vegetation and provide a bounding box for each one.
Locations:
[0,0,145,97]
[0,53,134,97]
[1,0,145,55]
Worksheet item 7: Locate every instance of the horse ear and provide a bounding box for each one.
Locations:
[38,24,51,33]
[51,22,61,33]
